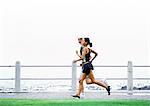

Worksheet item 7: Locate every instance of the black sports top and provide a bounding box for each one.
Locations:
[83,48,91,62]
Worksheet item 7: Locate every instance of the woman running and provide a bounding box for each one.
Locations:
[76,38,92,96]
[77,38,94,84]
[77,38,109,85]
[72,38,110,99]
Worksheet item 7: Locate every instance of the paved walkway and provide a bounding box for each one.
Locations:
[0,92,150,100]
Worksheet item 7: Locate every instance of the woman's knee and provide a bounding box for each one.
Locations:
[86,79,92,84]
[86,81,92,84]
[79,79,84,84]
[89,77,95,83]
[91,79,96,83]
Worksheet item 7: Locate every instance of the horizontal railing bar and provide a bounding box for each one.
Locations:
[20,65,128,67]
[0,65,76,67]
[21,78,71,80]
[93,65,128,67]
[0,91,150,93]
[0,78,71,80]
[0,66,15,67]
[0,65,150,68]
[133,65,150,67]
[100,91,150,93]
[21,65,72,67]
[97,78,150,80]
[0,78,15,80]
[0,65,149,67]
[0,78,150,80]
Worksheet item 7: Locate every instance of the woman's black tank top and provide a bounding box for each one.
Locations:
[82,48,91,62]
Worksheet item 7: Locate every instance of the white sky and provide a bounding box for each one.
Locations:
[0,0,150,66]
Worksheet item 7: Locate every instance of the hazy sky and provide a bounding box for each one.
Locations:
[0,0,150,66]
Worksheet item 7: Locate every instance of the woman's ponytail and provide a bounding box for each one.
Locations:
[89,43,92,47]
[84,37,92,47]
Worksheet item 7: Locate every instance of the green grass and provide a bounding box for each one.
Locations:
[0,99,149,106]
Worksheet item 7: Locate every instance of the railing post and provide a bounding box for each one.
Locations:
[72,62,77,92]
[15,61,21,92]
[127,61,133,95]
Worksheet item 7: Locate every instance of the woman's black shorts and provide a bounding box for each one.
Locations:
[82,62,94,75]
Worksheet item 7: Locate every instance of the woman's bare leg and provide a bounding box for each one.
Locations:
[86,78,92,84]
[86,75,109,87]
[76,73,86,96]
[88,70,108,89]
[88,70,110,95]
[79,77,84,93]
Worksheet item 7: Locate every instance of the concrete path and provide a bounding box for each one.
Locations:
[0,92,150,100]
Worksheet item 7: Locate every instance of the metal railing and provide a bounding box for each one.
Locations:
[0,61,150,95]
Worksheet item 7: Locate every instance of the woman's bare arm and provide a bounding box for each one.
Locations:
[73,47,87,63]
[89,48,98,63]
[76,50,82,58]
